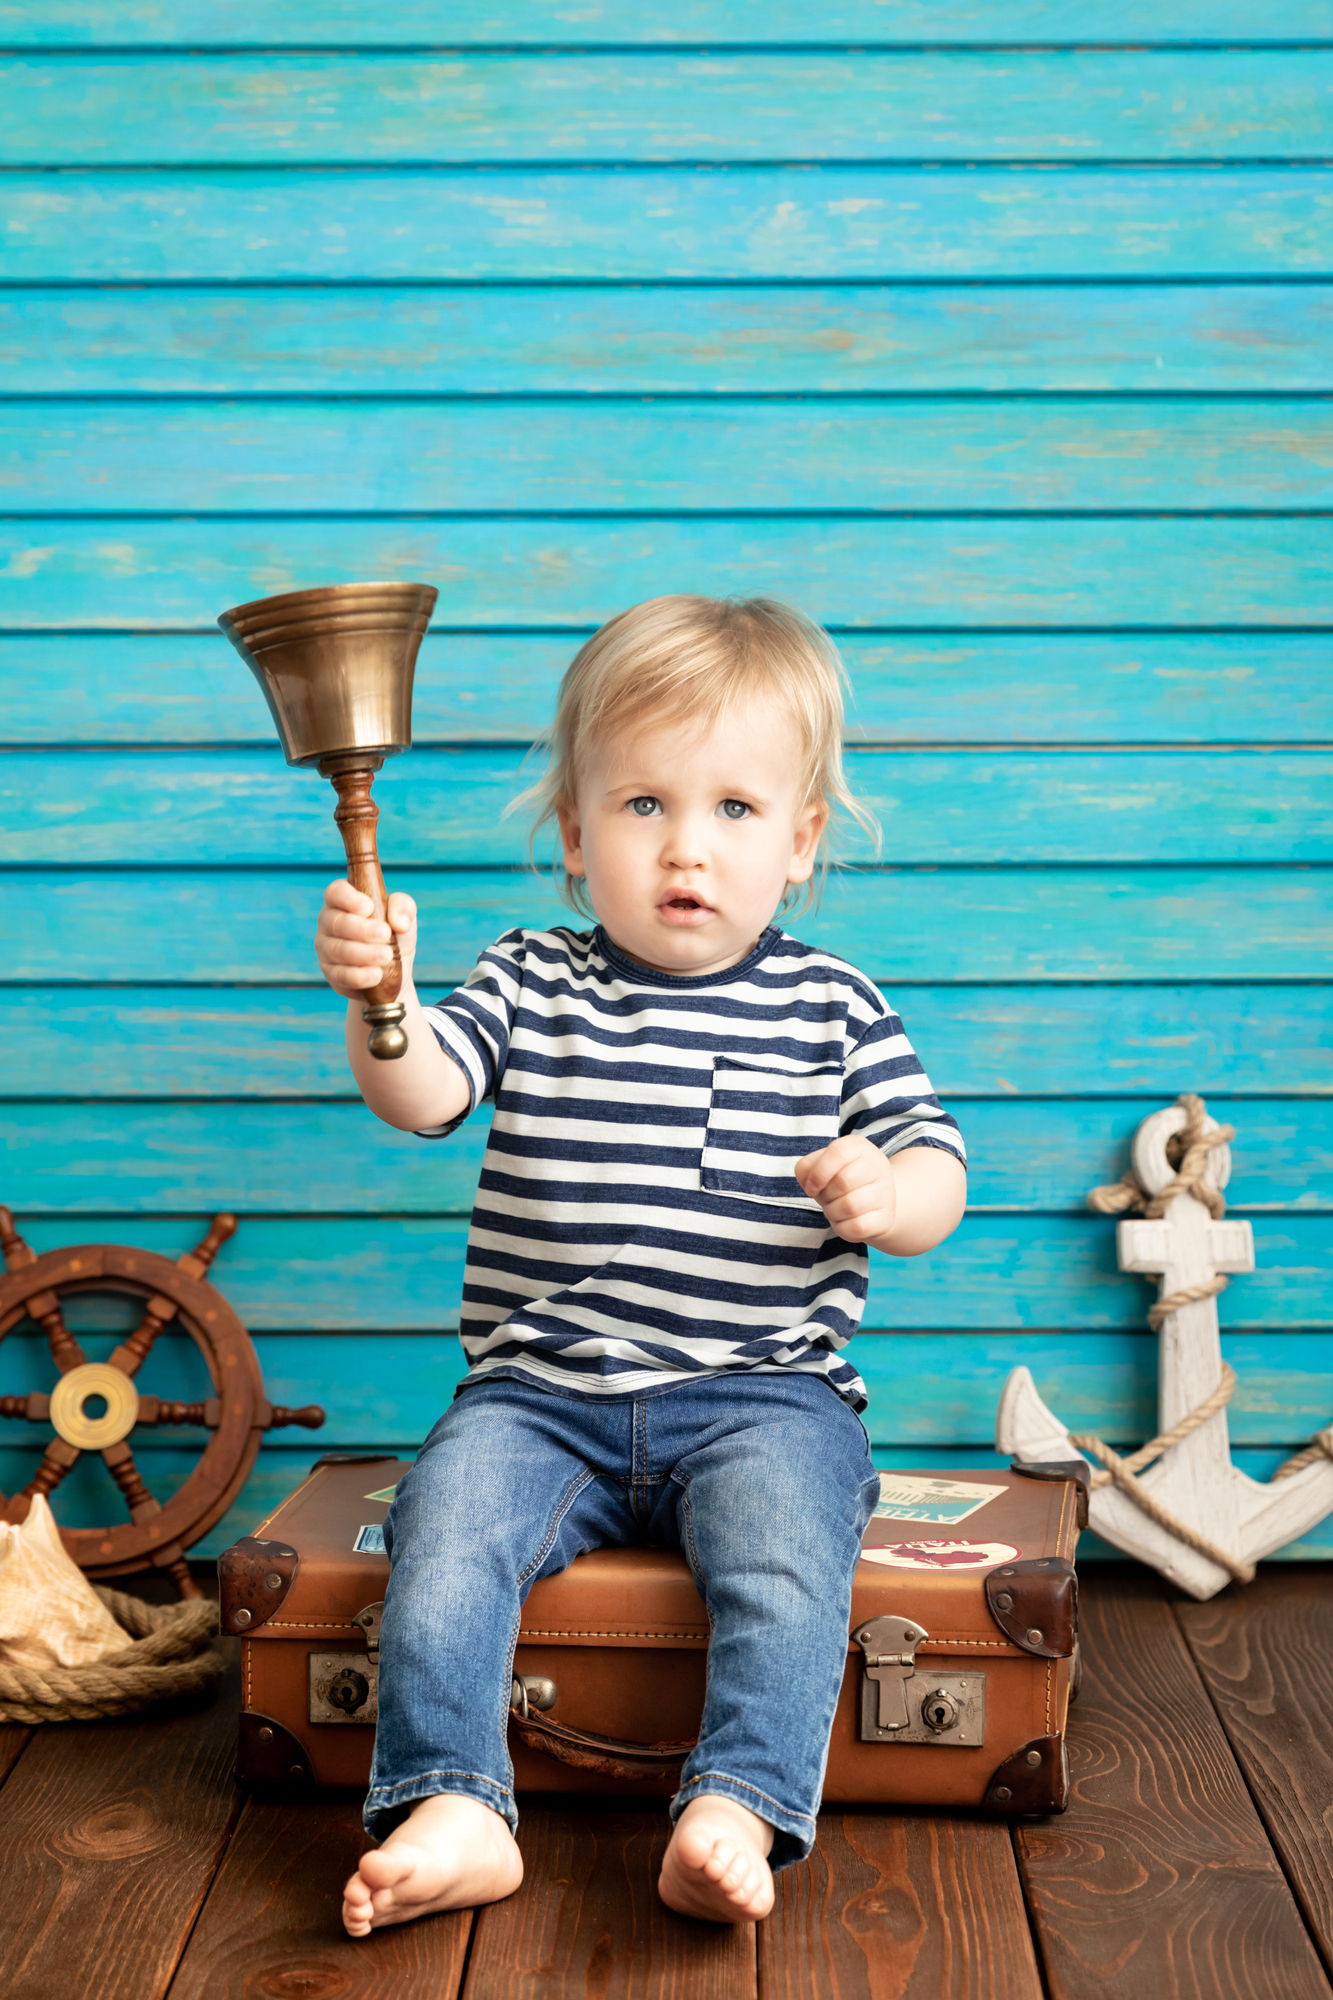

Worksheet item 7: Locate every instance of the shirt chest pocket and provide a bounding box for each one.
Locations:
[701,1061,843,1209]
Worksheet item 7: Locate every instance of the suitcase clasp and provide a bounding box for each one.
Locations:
[854,1614,988,1746]
[854,1614,928,1733]
[354,1600,383,1666]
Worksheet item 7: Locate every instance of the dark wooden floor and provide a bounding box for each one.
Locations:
[2,1568,1331,2000]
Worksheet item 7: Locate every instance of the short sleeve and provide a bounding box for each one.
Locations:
[416,928,528,1138]
[839,1003,967,1167]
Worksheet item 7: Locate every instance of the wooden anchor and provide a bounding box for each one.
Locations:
[996,1099,1333,1601]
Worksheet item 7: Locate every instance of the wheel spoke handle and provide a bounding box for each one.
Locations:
[16,1437,80,1507]
[109,1292,179,1377]
[102,1439,160,1520]
[0,1207,88,1374]
[267,1403,326,1430]
[138,1396,217,1427]
[131,1397,325,1429]
[1,1392,51,1421]
[108,1216,238,1378]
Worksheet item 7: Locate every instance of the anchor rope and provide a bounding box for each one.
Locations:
[1070,1364,1255,1585]
[1087,1092,1233,1222]
[1271,1429,1333,1483]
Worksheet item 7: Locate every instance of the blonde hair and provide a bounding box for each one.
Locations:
[510,594,879,917]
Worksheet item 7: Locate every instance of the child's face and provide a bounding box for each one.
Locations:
[556,695,826,976]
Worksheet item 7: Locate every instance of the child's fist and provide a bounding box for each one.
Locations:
[314,879,418,999]
[794,1134,897,1244]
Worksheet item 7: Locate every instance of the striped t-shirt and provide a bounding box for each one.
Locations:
[422,924,965,1411]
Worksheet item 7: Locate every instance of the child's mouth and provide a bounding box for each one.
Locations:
[658,892,713,925]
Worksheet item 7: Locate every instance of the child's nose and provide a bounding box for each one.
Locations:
[660,817,709,870]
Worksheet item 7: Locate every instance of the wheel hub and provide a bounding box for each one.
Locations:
[49,1362,139,1450]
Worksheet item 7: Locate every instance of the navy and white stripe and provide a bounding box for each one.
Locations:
[422,925,965,1411]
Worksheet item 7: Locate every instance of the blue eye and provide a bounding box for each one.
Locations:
[627,796,660,817]
[719,799,750,820]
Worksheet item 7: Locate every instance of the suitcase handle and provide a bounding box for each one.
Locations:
[510,1704,696,1784]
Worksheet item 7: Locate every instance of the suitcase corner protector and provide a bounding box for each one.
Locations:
[237,1709,313,1789]
[983,1733,1069,1815]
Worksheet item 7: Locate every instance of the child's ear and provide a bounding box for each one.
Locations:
[786,801,828,885]
[557,801,586,878]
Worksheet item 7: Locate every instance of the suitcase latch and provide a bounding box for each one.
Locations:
[308,1602,384,1726]
[855,1614,928,1733]
[353,1600,383,1666]
[854,1613,987,1747]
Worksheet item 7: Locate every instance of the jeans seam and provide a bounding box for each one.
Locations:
[679,1479,708,1600]
[516,1465,596,1587]
[369,1768,514,1806]
[492,1607,522,1795]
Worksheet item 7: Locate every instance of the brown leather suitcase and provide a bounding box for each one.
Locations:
[221,1452,1084,1815]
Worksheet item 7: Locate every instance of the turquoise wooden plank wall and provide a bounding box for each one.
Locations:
[1,5,1329,1564]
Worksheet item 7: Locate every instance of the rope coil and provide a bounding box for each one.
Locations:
[0,1586,223,1724]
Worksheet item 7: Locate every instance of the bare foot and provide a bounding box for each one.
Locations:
[342,1792,523,1936]
[658,1794,776,1923]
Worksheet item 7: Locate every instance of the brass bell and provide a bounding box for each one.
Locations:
[219,582,438,1058]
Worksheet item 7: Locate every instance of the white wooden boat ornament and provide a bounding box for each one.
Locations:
[996,1096,1333,1601]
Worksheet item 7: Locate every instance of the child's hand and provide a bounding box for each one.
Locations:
[794,1135,897,1244]
[314,879,418,999]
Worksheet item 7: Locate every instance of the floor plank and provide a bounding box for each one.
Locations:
[465,1804,756,2000]
[1175,1571,1333,1984]
[1016,1576,1332,2000]
[169,1796,472,2000]
[0,1641,242,2000]
[760,1809,1043,2000]
[0,1726,32,1787]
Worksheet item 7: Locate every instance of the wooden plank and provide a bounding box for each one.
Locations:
[10,982,1328,1099]
[0,1638,242,2000]
[762,1809,1042,2000]
[4,3,1329,46]
[6,866,1329,985]
[0,1729,30,1789]
[7,745,1332,868]
[6,53,1330,166]
[1016,1574,1333,2000]
[4,1094,1329,1214]
[6,1212,1330,1332]
[5,1439,1327,1563]
[2,169,1327,283]
[2,519,1326,631]
[12,398,1333,514]
[1176,1573,1333,1979]
[168,1797,472,2000]
[7,1326,1333,1453]
[8,633,1333,749]
[465,1804,756,1999]
[5,285,1329,396]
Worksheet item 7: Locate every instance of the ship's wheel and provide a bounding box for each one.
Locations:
[0,1207,323,1598]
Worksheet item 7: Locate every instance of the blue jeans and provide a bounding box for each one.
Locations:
[365,1371,880,1868]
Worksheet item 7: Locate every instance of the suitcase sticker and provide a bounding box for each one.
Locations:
[860,1538,1022,1571]
[872,1474,1007,1524]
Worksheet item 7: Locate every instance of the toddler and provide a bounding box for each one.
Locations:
[315,596,967,1932]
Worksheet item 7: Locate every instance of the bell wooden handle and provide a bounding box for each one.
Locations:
[323,760,409,1059]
